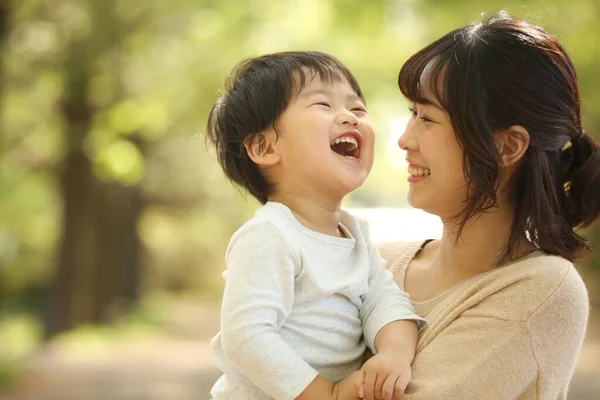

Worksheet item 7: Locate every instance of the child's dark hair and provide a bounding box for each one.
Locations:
[398,12,600,264]
[206,51,364,204]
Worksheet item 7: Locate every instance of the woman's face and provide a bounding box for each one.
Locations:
[397,97,468,221]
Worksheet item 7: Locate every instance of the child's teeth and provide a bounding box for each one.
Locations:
[331,136,358,146]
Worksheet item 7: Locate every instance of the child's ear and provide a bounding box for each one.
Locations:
[495,125,530,167]
[244,129,280,166]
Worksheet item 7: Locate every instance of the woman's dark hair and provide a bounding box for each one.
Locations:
[398,12,600,263]
[206,51,364,204]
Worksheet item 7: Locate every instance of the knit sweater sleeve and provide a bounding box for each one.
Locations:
[526,265,589,399]
[402,264,589,400]
[405,314,539,399]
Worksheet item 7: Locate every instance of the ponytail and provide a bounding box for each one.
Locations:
[562,131,600,229]
[508,131,600,264]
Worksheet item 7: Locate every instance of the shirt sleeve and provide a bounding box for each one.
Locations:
[218,222,318,400]
[360,239,426,353]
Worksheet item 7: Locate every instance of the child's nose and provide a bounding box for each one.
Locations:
[336,109,359,126]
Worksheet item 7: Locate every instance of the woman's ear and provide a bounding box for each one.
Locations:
[495,125,530,167]
[244,129,280,167]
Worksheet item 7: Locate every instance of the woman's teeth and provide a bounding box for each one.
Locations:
[408,165,431,177]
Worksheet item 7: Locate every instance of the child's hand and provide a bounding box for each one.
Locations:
[332,370,363,400]
[358,352,411,400]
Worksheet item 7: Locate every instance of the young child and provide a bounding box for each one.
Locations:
[207,51,425,400]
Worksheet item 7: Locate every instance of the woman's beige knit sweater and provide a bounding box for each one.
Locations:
[379,241,589,400]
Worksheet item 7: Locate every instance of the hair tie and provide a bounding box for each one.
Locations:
[560,130,585,152]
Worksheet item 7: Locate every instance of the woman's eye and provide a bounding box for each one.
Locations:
[409,106,433,123]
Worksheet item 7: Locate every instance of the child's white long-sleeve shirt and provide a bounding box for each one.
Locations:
[210,202,424,400]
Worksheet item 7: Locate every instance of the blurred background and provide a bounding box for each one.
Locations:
[0,0,599,399]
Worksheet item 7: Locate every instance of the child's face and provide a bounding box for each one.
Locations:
[270,75,375,204]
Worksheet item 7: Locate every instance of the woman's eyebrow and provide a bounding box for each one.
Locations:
[419,97,444,111]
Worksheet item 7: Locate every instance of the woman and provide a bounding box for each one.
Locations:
[379,13,600,399]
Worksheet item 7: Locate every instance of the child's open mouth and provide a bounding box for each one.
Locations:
[330,134,360,159]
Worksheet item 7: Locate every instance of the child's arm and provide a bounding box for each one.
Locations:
[359,320,418,400]
[295,376,335,399]
[358,239,425,400]
[359,240,425,353]
[219,222,358,400]
[296,372,362,400]
[375,320,418,360]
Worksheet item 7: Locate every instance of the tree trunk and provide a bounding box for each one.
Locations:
[43,45,145,337]
[45,153,145,337]
[92,182,144,324]
[45,148,98,337]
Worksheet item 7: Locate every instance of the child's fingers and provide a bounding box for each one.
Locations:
[358,369,365,399]
[362,370,377,400]
[374,373,387,400]
[394,374,410,400]
[381,374,398,400]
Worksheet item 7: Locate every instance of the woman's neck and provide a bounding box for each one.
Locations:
[433,204,534,276]
[268,192,343,237]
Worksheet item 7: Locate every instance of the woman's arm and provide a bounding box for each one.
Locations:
[403,267,588,399]
[406,315,538,399]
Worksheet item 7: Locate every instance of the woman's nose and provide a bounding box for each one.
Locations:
[397,123,417,150]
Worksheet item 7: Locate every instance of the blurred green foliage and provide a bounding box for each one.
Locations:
[0,0,598,350]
